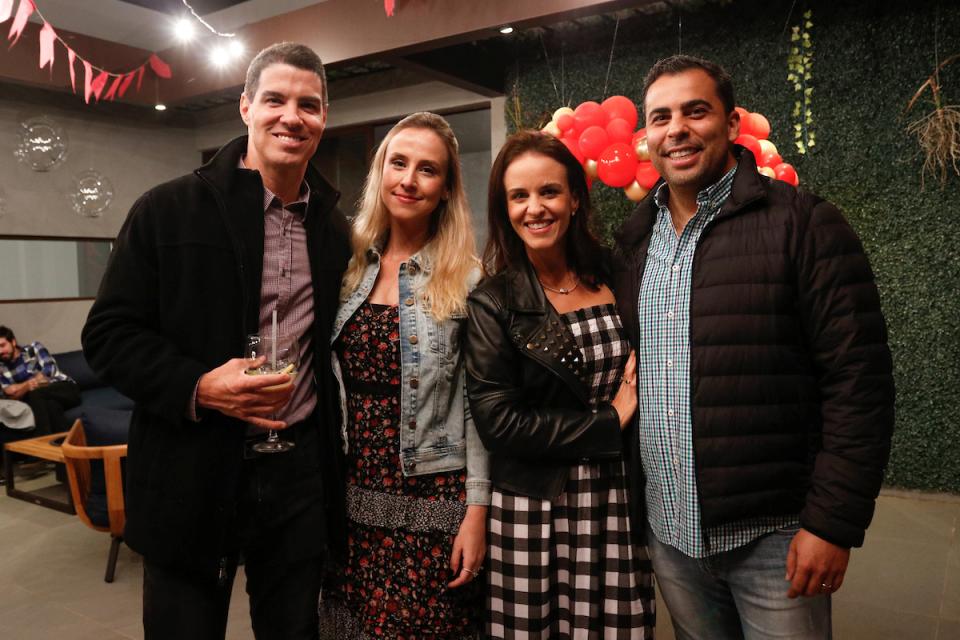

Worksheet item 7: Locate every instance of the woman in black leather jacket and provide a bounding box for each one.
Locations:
[465,130,654,638]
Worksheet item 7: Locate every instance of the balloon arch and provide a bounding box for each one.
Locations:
[540,96,799,202]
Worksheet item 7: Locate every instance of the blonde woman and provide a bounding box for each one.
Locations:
[320,112,490,639]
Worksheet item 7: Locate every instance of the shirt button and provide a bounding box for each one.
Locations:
[667,408,675,417]
[409,335,419,345]
[410,377,419,389]
[408,419,417,430]
[672,264,680,272]
[408,461,416,471]
[666,359,673,367]
[666,311,674,319]
[404,297,415,306]
[673,455,680,466]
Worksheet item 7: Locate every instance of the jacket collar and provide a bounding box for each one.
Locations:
[195,135,341,215]
[614,146,768,251]
[366,238,436,275]
[503,258,549,314]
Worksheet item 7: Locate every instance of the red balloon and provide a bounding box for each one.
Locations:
[735,134,762,161]
[632,127,647,144]
[573,101,606,134]
[601,96,638,130]
[774,162,799,186]
[760,150,782,168]
[750,113,771,140]
[597,142,639,188]
[606,118,634,144]
[578,126,610,159]
[635,161,660,190]
[560,136,585,164]
[556,113,575,132]
[735,107,754,137]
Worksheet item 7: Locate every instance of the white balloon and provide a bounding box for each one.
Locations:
[758,139,778,157]
[542,121,561,137]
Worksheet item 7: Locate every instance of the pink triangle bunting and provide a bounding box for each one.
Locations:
[90,70,109,101]
[118,71,134,98]
[67,47,77,92]
[148,53,171,79]
[83,59,93,103]
[0,0,14,24]
[384,0,395,17]
[7,0,34,47]
[38,21,56,72]
[136,65,145,91]
[103,74,123,101]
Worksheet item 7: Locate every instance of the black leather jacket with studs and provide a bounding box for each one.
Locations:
[464,259,624,500]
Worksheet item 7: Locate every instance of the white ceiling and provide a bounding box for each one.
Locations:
[28,0,328,51]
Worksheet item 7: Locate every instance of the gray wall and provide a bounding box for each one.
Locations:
[0,94,197,352]
[0,81,503,353]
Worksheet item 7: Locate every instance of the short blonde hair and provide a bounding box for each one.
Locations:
[342,112,476,320]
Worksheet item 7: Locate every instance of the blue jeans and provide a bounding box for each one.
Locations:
[647,525,831,640]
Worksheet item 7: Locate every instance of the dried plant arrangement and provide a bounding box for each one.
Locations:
[905,53,960,189]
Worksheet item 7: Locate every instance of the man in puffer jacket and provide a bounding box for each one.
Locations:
[613,55,894,639]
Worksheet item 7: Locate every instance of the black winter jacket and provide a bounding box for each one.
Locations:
[612,151,894,549]
[82,136,351,576]
[465,259,625,500]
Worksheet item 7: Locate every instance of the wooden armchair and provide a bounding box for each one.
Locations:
[61,418,127,583]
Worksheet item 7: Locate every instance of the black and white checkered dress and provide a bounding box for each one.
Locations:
[487,303,655,639]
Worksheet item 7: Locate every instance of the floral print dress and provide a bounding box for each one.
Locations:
[319,302,481,640]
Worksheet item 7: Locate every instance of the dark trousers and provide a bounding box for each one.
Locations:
[142,415,328,640]
[21,381,80,435]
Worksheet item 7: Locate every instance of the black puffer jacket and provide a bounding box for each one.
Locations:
[612,151,894,549]
[465,260,624,500]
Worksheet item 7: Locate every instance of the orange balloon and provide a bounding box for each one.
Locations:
[760,151,782,168]
[635,161,660,190]
[750,113,771,140]
[735,134,762,161]
[600,95,639,130]
[735,107,753,137]
[774,162,799,186]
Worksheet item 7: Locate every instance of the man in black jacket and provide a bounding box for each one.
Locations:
[613,55,894,638]
[83,43,351,639]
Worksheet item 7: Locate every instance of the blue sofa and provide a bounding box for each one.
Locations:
[54,350,133,436]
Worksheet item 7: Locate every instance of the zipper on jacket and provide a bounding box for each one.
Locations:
[217,556,229,587]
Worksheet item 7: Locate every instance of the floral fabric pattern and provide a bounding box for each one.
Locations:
[321,302,480,640]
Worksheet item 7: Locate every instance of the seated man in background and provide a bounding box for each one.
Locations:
[0,325,80,438]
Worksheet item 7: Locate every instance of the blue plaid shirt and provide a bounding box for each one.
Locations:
[0,341,71,389]
[636,167,797,558]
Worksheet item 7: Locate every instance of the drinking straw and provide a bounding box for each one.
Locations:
[271,309,277,370]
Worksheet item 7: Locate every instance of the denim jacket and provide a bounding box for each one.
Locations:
[331,247,491,505]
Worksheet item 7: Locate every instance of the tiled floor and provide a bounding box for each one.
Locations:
[0,475,956,639]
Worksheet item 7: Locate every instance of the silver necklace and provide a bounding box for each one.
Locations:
[539,274,580,295]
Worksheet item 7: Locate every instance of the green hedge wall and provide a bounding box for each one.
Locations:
[507,0,960,492]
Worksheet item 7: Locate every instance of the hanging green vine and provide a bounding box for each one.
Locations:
[787,9,815,154]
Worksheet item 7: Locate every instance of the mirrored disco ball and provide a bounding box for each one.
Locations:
[70,169,114,217]
[15,116,68,171]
